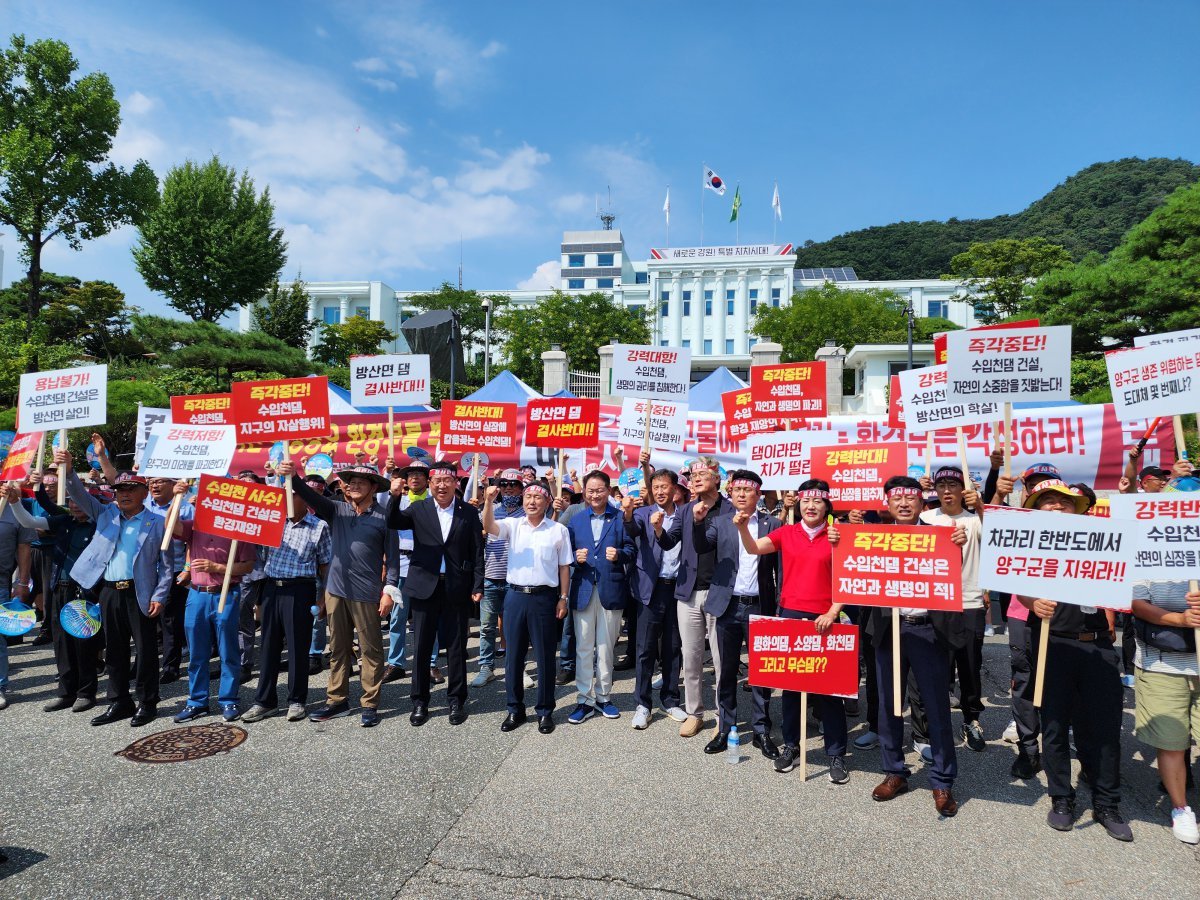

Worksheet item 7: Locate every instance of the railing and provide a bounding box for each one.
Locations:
[568,370,601,398]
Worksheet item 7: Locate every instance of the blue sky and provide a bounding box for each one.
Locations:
[2,1,1197,319]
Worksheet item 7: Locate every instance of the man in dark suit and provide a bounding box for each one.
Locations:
[387,460,484,726]
[694,469,782,758]
[564,470,635,724]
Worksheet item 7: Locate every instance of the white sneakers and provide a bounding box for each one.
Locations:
[470,668,494,688]
[1002,720,1018,743]
[631,706,650,730]
[662,705,688,723]
[1172,806,1200,844]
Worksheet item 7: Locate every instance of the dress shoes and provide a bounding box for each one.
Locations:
[410,702,429,726]
[382,664,407,684]
[448,705,468,726]
[429,666,445,685]
[613,654,634,671]
[159,667,180,685]
[538,714,555,734]
[555,668,573,686]
[71,696,96,713]
[44,696,75,712]
[130,704,157,727]
[752,733,781,760]
[704,732,729,754]
[932,788,958,817]
[308,655,324,675]
[90,701,135,726]
[500,711,527,732]
[872,774,910,802]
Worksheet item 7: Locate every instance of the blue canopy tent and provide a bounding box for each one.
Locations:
[546,388,578,399]
[687,366,748,413]
[461,370,542,406]
[326,381,429,415]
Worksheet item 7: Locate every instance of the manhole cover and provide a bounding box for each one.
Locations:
[115,723,248,764]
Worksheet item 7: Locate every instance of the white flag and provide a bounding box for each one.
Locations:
[663,188,670,225]
[772,182,782,221]
[703,166,726,196]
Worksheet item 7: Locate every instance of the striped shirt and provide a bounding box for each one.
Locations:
[485,502,525,581]
[263,514,333,580]
[1132,579,1198,677]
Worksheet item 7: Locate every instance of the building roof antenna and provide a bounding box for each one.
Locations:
[598,185,616,230]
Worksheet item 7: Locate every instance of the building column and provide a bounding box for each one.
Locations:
[599,345,617,405]
[815,343,847,415]
[689,271,704,353]
[338,294,349,324]
[750,341,783,369]
[669,274,683,346]
[735,270,750,353]
[712,273,726,356]
[542,347,568,395]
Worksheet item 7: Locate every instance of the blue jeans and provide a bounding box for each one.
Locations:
[184,586,242,707]
[386,577,409,667]
[479,578,507,670]
[559,603,576,672]
[0,637,8,691]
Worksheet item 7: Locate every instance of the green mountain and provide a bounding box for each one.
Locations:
[793,157,1200,280]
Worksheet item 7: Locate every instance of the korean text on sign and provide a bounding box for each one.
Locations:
[1105,341,1200,420]
[139,423,237,479]
[349,354,432,408]
[611,344,692,401]
[979,505,1133,609]
[832,524,963,611]
[722,388,776,441]
[18,364,108,432]
[747,616,859,696]
[231,376,331,443]
[193,474,287,547]
[0,431,45,481]
[171,392,234,426]
[745,432,809,490]
[440,400,518,453]
[945,325,1072,404]
[809,441,907,509]
[1108,494,1200,580]
[895,363,1000,433]
[751,361,827,421]
[525,398,600,449]
[934,319,1040,365]
[616,398,689,452]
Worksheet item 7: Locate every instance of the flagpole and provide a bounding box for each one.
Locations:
[700,174,705,246]
[773,181,778,243]
[736,185,740,244]
[666,184,670,248]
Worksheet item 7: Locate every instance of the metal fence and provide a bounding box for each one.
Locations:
[568,370,601,398]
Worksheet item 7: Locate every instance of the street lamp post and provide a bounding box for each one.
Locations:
[904,297,915,370]
[482,297,492,384]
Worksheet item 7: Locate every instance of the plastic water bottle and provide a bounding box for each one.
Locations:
[726,725,742,765]
[310,605,321,618]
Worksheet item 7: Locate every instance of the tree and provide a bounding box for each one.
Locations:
[494,291,651,385]
[132,315,311,388]
[133,156,286,322]
[312,316,397,367]
[750,283,956,362]
[1030,179,1200,354]
[404,282,508,350]
[0,272,79,322]
[0,35,158,344]
[251,274,317,347]
[0,318,81,406]
[40,280,145,361]
[943,237,1071,324]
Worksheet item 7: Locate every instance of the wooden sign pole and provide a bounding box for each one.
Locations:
[1173,415,1189,462]
[161,484,187,552]
[284,443,296,519]
[1192,579,1200,674]
[217,540,239,614]
[924,433,934,481]
[34,432,46,476]
[387,406,395,467]
[57,428,68,505]
[1033,622,1050,707]
[892,607,902,717]
[555,449,565,500]
[1003,402,1013,479]
[798,692,808,782]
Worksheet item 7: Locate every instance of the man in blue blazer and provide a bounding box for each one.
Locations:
[56,450,173,727]
[565,470,635,724]
[695,469,782,759]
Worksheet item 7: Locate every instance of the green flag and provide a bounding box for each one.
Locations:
[729,186,741,222]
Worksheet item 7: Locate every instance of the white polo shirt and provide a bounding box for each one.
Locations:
[495,515,572,588]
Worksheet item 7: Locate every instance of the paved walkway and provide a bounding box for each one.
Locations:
[2,631,1197,898]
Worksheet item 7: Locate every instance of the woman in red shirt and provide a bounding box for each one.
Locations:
[737,478,848,783]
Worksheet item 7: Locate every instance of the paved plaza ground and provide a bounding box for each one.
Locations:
[2,629,1198,899]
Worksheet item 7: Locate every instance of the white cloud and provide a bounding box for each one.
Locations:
[109,123,169,169]
[227,111,408,184]
[516,260,560,292]
[314,25,328,38]
[553,193,590,215]
[362,77,399,92]
[124,91,156,115]
[353,56,389,73]
[480,40,505,59]
[393,59,418,79]
[456,144,549,194]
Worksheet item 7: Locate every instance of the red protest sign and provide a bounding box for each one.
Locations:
[751,361,826,422]
[171,392,234,426]
[193,474,287,547]
[888,374,904,430]
[809,441,908,509]
[525,398,600,449]
[722,388,776,441]
[0,431,44,481]
[934,318,1040,365]
[832,523,963,611]
[747,617,859,696]
[439,400,518,455]
[231,377,330,444]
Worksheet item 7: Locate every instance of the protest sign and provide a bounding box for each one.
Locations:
[888,375,904,430]
[139,423,237,480]
[17,364,108,432]
[1105,342,1200,420]
[617,466,644,498]
[722,388,776,441]
[0,431,44,482]
[439,400,519,455]
[747,617,859,696]
[751,361,827,421]
[832,524,963,611]
[1107,494,1200,579]
[945,325,1072,404]
[895,364,1001,433]
[134,405,171,468]
[1135,328,1200,348]
[934,318,1040,365]
[744,431,809,490]
[978,505,1133,609]
[808,441,907,509]
[194,474,288,612]
[525,398,600,449]
[611,344,691,400]
[349,354,432,407]
[231,377,331,443]
[616,398,688,451]
[171,393,233,426]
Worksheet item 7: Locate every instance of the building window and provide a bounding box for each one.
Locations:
[597,252,614,266]
[682,300,691,316]
[660,290,670,302]
[568,278,585,290]
[682,340,691,348]
[888,361,911,377]
[703,289,713,301]
[660,301,669,317]
[322,307,340,324]
[568,254,584,267]
[749,289,759,300]
[726,300,734,315]
[661,340,669,347]
[355,306,369,318]
[703,339,713,354]
[682,290,691,301]
[750,297,758,314]
[597,278,614,289]
[627,304,644,316]
[748,337,758,350]
[635,271,648,284]
[771,287,782,307]
[928,299,948,319]
[704,299,712,316]
[725,339,734,353]
[726,289,735,301]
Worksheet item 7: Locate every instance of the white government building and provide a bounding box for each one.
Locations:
[237,228,982,413]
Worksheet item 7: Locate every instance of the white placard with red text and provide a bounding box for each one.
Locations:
[617,398,688,451]
[1106,341,1200,420]
[979,505,1134,608]
[350,354,431,407]
[946,325,1072,404]
[744,431,810,490]
[18,364,108,432]
[896,364,1000,433]
[611,344,692,401]
[1108,493,1200,580]
[1135,328,1200,348]
[139,423,238,479]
